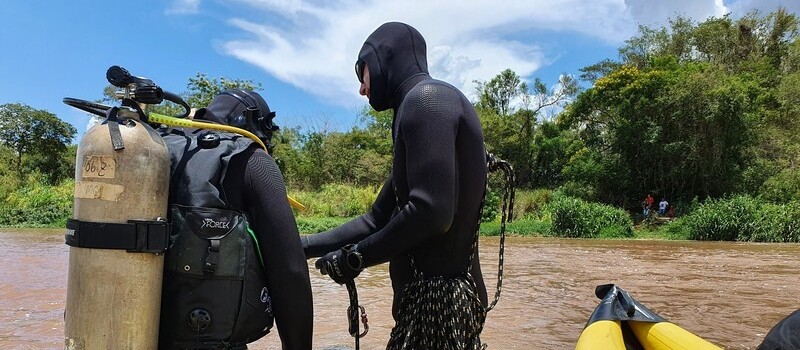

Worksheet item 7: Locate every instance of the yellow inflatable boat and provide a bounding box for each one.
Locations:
[576,284,722,350]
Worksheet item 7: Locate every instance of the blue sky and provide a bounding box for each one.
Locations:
[1,0,798,142]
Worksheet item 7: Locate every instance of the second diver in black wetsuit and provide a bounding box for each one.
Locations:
[303,22,489,348]
[159,90,313,350]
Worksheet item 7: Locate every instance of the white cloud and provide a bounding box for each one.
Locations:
[204,0,790,109]
[216,0,636,108]
[624,0,728,27]
[727,0,800,16]
[166,0,201,15]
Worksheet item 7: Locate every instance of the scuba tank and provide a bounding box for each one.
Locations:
[63,66,305,349]
[62,67,182,349]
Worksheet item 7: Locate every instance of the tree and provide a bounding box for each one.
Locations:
[475,69,579,188]
[281,107,393,190]
[0,103,77,183]
[185,73,261,108]
[359,106,393,135]
[564,60,755,204]
[579,59,621,83]
[529,120,582,189]
[617,9,798,74]
[618,24,670,68]
[565,9,800,206]
[475,69,527,117]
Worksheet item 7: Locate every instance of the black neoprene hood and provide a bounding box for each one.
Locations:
[357,22,430,111]
[197,89,279,148]
[203,89,272,127]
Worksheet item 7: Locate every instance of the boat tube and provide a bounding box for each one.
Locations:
[576,284,722,350]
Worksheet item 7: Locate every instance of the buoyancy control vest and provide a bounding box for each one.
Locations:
[158,127,274,349]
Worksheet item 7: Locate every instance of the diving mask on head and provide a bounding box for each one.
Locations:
[209,89,280,152]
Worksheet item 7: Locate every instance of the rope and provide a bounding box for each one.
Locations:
[339,151,514,350]
[346,280,369,350]
[486,154,515,312]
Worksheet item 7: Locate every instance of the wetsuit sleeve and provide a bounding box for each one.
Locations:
[357,84,460,267]
[243,149,313,350]
[302,176,396,258]
[759,308,800,350]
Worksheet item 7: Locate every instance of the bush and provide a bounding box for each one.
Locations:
[660,219,692,240]
[296,217,351,234]
[665,195,800,242]
[482,188,500,222]
[679,195,759,241]
[291,183,379,218]
[554,181,597,202]
[511,188,553,220]
[759,170,800,203]
[479,218,550,236]
[0,175,73,227]
[546,194,633,238]
[751,202,800,242]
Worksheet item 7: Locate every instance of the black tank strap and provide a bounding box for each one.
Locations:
[65,218,170,253]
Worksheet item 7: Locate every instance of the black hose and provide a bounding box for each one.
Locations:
[163,90,191,118]
[63,98,112,117]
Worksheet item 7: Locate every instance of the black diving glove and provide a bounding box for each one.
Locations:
[314,244,364,285]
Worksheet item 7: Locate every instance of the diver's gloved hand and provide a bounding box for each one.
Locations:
[315,244,363,284]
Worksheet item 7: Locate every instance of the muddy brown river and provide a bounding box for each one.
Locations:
[2,229,799,349]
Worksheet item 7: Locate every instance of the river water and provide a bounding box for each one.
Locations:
[2,229,799,349]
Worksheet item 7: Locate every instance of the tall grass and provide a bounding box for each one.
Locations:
[547,194,634,238]
[663,195,800,242]
[0,175,73,227]
[291,183,379,218]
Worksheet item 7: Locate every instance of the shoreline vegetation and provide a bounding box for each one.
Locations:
[3,10,800,244]
[5,181,800,243]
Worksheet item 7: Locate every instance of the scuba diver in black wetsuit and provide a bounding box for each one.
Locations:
[159,90,313,350]
[302,22,489,348]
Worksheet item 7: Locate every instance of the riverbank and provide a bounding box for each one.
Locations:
[7,215,793,242]
[0,185,632,237]
[6,184,800,242]
[9,217,666,239]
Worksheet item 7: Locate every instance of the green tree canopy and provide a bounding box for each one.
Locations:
[184,73,262,108]
[0,103,77,184]
[562,9,800,205]
[475,69,579,188]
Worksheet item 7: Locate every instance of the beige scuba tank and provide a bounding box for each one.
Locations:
[64,105,170,350]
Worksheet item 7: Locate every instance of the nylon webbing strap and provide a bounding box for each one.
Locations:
[105,107,125,150]
[65,218,170,253]
[203,239,221,275]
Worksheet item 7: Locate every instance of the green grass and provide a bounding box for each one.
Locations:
[479,218,550,236]
[295,216,351,235]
